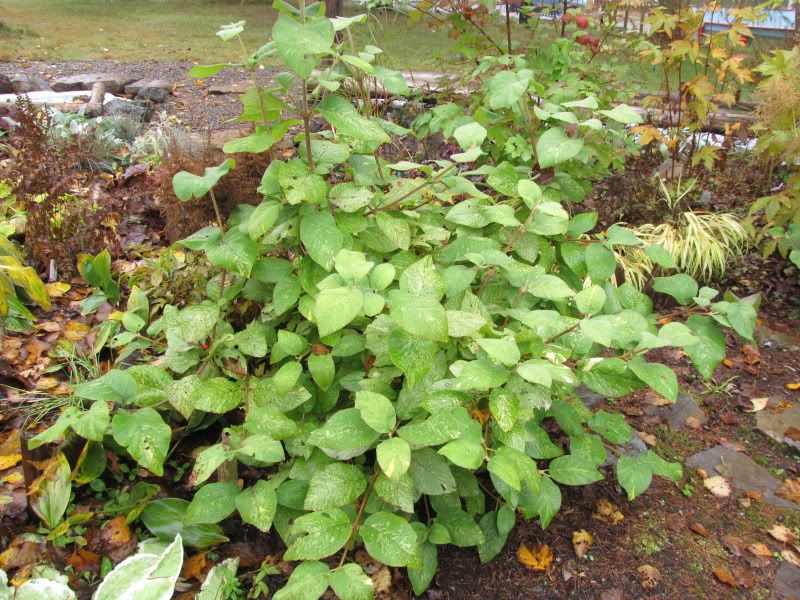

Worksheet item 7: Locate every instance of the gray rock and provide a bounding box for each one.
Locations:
[103,98,152,122]
[686,445,800,510]
[698,190,712,206]
[757,399,800,450]
[0,75,13,94]
[207,81,251,95]
[757,324,800,350]
[644,393,707,430]
[604,430,647,467]
[125,79,171,103]
[576,384,603,408]
[52,73,136,94]
[10,74,51,93]
[771,562,800,600]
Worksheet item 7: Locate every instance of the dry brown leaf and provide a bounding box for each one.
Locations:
[703,476,732,498]
[67,548,101,573]
[768,525,797,545]
[741,344,761,365]
[0,538,44,570]
[517,543,554,571]
[747,542,772,557]
[181,552,207,581]
[689,523,711,537]
[636,430,657,447]
[781,549,800,567]
[722,534,746,557]
[0,454,22,471]
[745,397,769,412]
[372,565,392,597]
[572,530,593,559]
[637,564,661,589]
[685,416,702,429]
[644,391,671,406]
[39,321,62,333]
[713,567,738,587]
[592,499,624,525]
[745,490,763,503]
[786,426,800,442]
[776,479,800,504]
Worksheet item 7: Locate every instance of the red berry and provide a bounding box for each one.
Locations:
[575,15,589,29]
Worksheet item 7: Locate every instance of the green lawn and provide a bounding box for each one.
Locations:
[0,0,475,69]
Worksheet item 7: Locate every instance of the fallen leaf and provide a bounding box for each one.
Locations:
[745,490,763,503]
[599,588,624,600]
[181,552,207,581]
[637,564,661,589]
[747,542,772,557]
[0,538,44,570]
[782,549,800,567]
[734,567,755,589]
[572,530,593,559]
[720,439,746,452]
[517,543,554,571]
[100,515,133,546]
[689,523,711,537]
[67,548,101,573]
[786,383,800,391]
[4,471,23,485]
[776,479,800,504]
[561,559,580,582]
[0,454,22,471]
[45,282,71,298]
[592,499,624,525]
[63,321,92,342]
[685,416,702,429]
[665,513,687,532]
[741,344,761,365]
[644,391,671,406]
[745,397,769,412]
[39,321,62,333]
[636,430,657,447]
[768,525,797,545]
[786,427,800,442]
[703,476,732,498]
[722,534,746,557]
[372,565,391,596]
[722,358,734,368]
[713,567,738,587]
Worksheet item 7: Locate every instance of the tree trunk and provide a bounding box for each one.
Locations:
[325,0,344,19]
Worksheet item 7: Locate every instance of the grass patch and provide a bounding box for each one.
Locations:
[655,424,704,462]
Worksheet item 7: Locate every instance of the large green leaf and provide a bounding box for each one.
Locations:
[316,95,391,149]
[547,454,603,485]
[376,437,411,480]
[308,408,381,455]
[172,159,235,200]
[536,127,584,169]
[284,509,352,561]
[314,286,363,337]
[390,295,448,343]
[300,211,344,271]
[388,330,436,387]
[94,534,183,600]
[272,13,335,78]
[111,408,171,476]
[304,463,367,511]
[360,511,419,567]
[184,482,240,524]
[236,480,277,532]
[141,498,228,548]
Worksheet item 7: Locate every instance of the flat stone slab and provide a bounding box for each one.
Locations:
[125,79,171,103]
[207,81,251,95]
[52,73,137,94]
[644,393,707,430]
[757,324,800,350]
[10,74,51,93]
[757,399,800,450]
[771,563,800,600]
[686,445,800,510]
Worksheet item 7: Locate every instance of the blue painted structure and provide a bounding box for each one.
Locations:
[703,8,796,39]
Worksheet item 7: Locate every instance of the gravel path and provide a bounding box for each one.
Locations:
[0,59,282,131]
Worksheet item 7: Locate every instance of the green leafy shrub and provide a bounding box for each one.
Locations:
[27,7,758,598]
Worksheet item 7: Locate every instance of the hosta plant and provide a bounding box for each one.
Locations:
[27,6,758,598]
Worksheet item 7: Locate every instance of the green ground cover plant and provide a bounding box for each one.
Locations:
[18,3,761,598]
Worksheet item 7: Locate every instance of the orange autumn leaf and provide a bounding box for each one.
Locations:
[517,543,553,571]
[723,358,734,368]
[785,383,800,391]
[101,515,133,546]
[181,552,207,581]
[713,567,738,588]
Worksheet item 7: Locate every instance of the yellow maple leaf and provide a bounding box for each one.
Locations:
[785,382,800,390]
[572,530,593,559]
[0,454,22,471]
[517,543,553,571]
